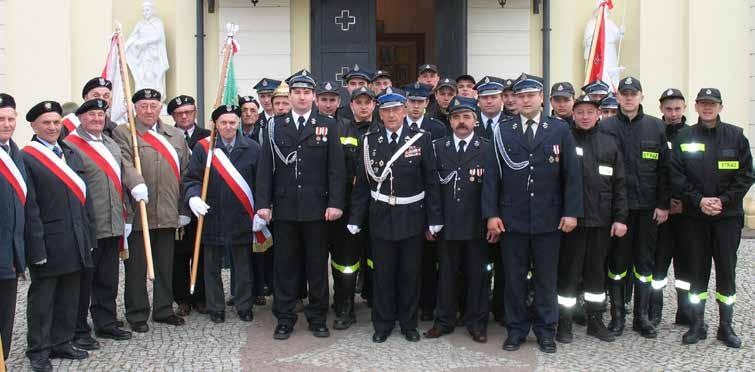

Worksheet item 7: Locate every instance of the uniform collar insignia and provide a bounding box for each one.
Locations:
[445,140,451,147]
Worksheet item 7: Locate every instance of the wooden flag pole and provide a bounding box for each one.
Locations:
[0,335,5,372]
[115,24,155,281]
[190,23,237,294]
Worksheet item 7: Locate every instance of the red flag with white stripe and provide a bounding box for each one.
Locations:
[102,33,128,125]
[585,0,613,87]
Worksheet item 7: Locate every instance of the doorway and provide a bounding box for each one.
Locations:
[376,0,435,87]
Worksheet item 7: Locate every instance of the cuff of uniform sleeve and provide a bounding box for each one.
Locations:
[719,193,731,206]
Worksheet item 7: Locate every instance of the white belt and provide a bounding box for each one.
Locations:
[370,191,425,206]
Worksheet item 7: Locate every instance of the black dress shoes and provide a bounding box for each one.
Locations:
[210,311,226,324]
[130,321,149,333]
[50,343,89,360]
[73,335,101,350]
[274,324,293,340]
[372,331,390,343]
[503,335,525,351]
[309,324,330,338]
[537,336,557,353]
[401,329,421,342]
[29,358,53,372]
[238,310,254,322]
[469,330,488,343]
[154,315,186,326]
[95,327,133,341]
[423,326,451,339]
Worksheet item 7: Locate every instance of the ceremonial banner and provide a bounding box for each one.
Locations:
[585,0,613,86]
[103,33,128,124]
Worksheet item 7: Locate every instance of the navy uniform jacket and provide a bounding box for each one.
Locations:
[571,125,628,227]
[671,119,755,220]
[184,135,261,246]
[475,112,512,140]
[481,116,583,234]
[406,116,448,140]
[256,112,346,222]
[600,105,671,210]
[0,139,26,280]
[349,124,442,241]
[24,137,94,279]
[433,134,489,241]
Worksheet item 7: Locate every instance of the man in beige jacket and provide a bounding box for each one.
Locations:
[65,99,134,351]
[112,89,190,333]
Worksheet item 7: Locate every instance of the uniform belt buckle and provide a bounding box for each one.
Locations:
[388,195,397,206]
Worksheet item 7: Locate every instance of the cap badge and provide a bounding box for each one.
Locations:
[625,77,633,85]
[302,70,308,76]
[325,82,333,90]
[706,89,712,95]
[176,97,182,105]
[97,100,103,108]
[99,78,106,86]
[226,105,232,112]
[145,90,153,98]
[386,87,393,94]
[44,102,52,110]
[454,99,460,105]
[557,84,564,91]
[262,79,268,87]
[484,77,490,84]
[667,89,674,96]
[354,65,360,71]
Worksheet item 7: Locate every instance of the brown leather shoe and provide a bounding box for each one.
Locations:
[176,303,191,317]
[423,326,451,339]
[469,329,488,343]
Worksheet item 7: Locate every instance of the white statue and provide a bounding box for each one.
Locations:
[583,1,624,90]
[125,1,169,99]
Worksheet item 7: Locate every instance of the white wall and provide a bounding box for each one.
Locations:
[0,0,6,89]
[219,0,292,98]
[750,0,755,142]
[467,0,530,80]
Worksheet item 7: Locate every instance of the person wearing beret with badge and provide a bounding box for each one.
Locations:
[671,88,754,349]
[184,104,263,324]
[166,94,210,318]
[254,78,281,128]
[0,93,26,363]
[650,88,690,328]
[348,87,443,343]
[555,94,627,344]
[550,82,576,128]
[482,73,583,353]
[238,95,261,142]
[111,88,191,333]
[423,96,491,343]
[328,86,377,330]
[600,77,671,339]
[256,69,345,340]
[23,100,95,371]
[60,77,118,139]
[315,81,341,118]
[64,99,133,353]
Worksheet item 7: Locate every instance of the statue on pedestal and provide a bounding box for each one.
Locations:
[125,1,169,100]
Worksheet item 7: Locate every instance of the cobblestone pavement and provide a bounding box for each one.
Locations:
[4,240,754,371]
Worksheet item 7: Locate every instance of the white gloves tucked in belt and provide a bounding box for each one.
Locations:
[428,225,444,235]
[178,215,191,228]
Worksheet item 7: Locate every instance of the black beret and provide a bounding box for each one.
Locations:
[238,95,259,107]
[167,95,196,115]
[26,100,63,122]
[75,99,109,116]
[131,88,162,103]
[82,77,112,98]
[211,104,241,122]
[0,93,16,109]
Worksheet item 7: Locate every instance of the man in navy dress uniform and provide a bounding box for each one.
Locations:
[482,74,583,354]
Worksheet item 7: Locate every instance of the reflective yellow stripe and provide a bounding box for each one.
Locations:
[340,136,358,146]
[715,292,736,305]
[689,291,709,304]
[642,151,659,160]
[584,292,606,303]
[608,269,627,281]
[331,260,360,274]
[366,259,374,269]
[526,270,533,280]
[718,161,739,170]
[633,267,652,283]
[680,143,705,152]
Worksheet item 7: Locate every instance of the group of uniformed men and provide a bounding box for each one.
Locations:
[0,61,752,371]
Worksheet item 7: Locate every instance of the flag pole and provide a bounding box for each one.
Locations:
[190,23,237,294]
[584,4,603,85]
[115,23,155,281]
[0,335,6,372]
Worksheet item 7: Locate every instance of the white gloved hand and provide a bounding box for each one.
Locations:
[428,225,444,235]
[124,224,133,239]
[131,183,149,203]
[35,259,47,265]
[252,215,267,232]
[347,224,361,235]
[178,215,191,228]
[188,197,210,217]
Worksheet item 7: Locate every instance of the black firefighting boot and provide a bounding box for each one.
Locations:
[716,302,741,348]
[682,300,707,345]
[632,284,657,338]
[648,287,663,327]
[556,307,573,344]
[607,284,626,336]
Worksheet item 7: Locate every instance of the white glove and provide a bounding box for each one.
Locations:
[188,197,210,217]
[252,215,267,232]
[35,259,47,265]
[347,224,361,235]
[131,183,149,203]
[124,224,133,239]
[178,215,191,228]
[428,225,444,235]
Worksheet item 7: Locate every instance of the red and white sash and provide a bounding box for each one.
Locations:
[61,113,80,133]
[137,130,180,182]
[198,138,271,248]
[23,141,87,205]
[0,146,27,206]
[65,131,129,251]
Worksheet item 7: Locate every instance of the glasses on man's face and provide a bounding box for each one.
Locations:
[174,109,196,116]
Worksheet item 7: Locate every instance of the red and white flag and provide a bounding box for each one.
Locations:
[102,33,128,125]
[585,0,613,86]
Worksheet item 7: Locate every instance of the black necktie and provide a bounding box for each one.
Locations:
[525,119,535,147]
[389,132,399,153]
[52,146,63,158]
[486,118,493,129]
[297,116,305,134]
[457,140,466,161]
[184,130,190,143]
[410,122,418,131]
[0,144,9,154]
